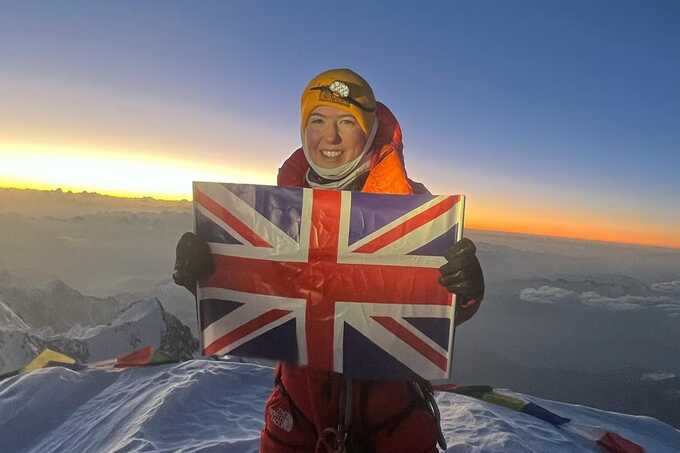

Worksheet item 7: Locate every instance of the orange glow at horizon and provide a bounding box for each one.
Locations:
[0,142,275,201]
[2,142,679,250]
[466,205,680,250]
[467,219,680,250]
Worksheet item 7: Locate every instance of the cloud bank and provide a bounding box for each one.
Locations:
[641,372,677,382]
[520,284,680,315]
[519,286,577,304]
[651,280,680,294]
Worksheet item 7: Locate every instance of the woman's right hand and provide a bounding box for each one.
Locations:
[172,232,214,294]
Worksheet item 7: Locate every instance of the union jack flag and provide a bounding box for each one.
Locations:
[194,182,465,381]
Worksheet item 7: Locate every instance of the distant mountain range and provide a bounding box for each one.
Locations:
[0,186,191,217]
[0,271,124,332]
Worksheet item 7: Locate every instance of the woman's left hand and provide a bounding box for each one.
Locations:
[438,238,484,304]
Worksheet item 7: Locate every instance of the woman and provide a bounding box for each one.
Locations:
[174,68,484,453]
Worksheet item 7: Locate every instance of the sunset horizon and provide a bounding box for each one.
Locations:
[3,178,678,251]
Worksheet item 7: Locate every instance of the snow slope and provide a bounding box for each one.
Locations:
[1,359,678,453]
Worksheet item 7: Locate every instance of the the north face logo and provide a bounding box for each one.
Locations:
[270,407,294,432]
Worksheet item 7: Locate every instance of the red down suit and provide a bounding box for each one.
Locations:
[260,103,481,453]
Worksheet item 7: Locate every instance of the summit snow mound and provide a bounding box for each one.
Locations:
[1,359,678,453]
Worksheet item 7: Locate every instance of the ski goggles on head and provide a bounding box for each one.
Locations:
[310,80,376,112]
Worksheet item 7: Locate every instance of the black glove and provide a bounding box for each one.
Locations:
[172,232,214,294]
[438,238,484,303]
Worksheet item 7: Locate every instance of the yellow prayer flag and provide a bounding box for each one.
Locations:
[23,349,76,372]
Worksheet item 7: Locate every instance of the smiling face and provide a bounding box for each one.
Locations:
[304,106,368,169]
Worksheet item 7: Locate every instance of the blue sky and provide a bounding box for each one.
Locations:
[1,1,679,246]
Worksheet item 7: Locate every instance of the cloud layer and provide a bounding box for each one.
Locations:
[651,280,680,294]
[641,372,677,382]
[518,286,577,304]
[520,282,680,316]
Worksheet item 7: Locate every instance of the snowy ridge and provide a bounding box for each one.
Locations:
[0,297,197,375]
[0,300,41,373]
[115,279,198,336]
[0,300,29,331]
[1,359,679,453]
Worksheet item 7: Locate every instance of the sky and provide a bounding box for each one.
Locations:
[1,1,679,248]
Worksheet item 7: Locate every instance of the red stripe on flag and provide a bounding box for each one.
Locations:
[195,188,271,248]
[306,189,342,371]
[203,309,290,356]
[208,255,451,306]
[372,316,448,372]
[354,196,459,253]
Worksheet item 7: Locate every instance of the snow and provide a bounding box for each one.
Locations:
[115,279,198,336]
[1,360,270,453]
[0,297,196,375]
[0,300,30,331]
[1,359,678,453]
[0,300,40,373]
[66,298,164,360]
[0,330,39,376]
